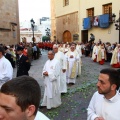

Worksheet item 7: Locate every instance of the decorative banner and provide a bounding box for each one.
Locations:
[83,17,91,29]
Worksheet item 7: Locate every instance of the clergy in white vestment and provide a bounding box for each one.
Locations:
[0,46,13,88]
[53,44,67,93]
[58,43,65,53]
[92,43,99,62]
[76,43,82,76]
[64,44,69,54]
[65,43,80,84]
[41,51,61,109]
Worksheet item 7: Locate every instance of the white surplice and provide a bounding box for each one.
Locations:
[0,56,13,88]
[54,51,67,93]
[65,50,80,84]
[76,45,82,76]
[34,111,50,120]
[87,91,120,120]
[41,58,61,109]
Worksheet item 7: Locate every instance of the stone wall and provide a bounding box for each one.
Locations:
[0,0,20,45]
[56,12,79,42]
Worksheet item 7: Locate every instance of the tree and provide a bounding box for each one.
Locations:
[42,36,50,42]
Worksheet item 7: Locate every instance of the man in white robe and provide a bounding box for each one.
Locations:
[41,51,61,109]
[92,43,99,62]
[87,68,120,120]
[65,43,80,84]
[76,42,82,76]
[53,44,67,93]
[0,46,13,88]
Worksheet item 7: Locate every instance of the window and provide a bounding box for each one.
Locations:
[87,8,94,17]
[64,0,69,6]
[103,3,112,14]
[103,3,112,21]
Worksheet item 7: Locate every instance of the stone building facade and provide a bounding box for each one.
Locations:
[0,0,20,45]
[51,0,120,44]
[51,0,56,42]
[51,0,79,43]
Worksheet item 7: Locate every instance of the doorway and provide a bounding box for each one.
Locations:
[63,30,71,43]
[82,30,88,43]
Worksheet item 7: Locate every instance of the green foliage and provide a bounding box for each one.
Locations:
[42,36,50,42]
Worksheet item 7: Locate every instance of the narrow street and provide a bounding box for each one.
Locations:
[13,50,111,120]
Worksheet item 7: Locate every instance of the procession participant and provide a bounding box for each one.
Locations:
[65,43,80,84]
[97,44,107,65]
[110,44,120,68]
[64,44,69,54]
[84,43,91,57]
[76,42,82,57]
[4,46,14,68]
[33,44,37,60]
[9,47,16,68]
[92,43,99,62]
[53,44,67,93]
[105,42,112,62]
[41,51,61,109]
[0,75,50,120]
[87,68,120,120]
[76,42,82,76]
[16,46,30,77]
[27,44,33,65]
[36,44,41,59]
[23,46,28,56]
[58,43,64,53]
[0,46,13,88]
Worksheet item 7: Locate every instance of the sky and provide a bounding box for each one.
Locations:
[18,0,50,22]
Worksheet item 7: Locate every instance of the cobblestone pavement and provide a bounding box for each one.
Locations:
[13,50,48,95]
[13,50,112,120]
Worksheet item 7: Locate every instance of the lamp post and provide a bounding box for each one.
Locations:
[30,18,35,44]
[113,11,120,44]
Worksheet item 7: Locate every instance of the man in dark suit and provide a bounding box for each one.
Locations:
[16,46,30,77]
[4,46,14,68]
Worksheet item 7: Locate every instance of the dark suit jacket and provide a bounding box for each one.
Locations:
[16,55,30,77]
[4,53,14,68]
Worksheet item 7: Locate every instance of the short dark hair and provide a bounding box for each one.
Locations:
[0,76,41,115]
[100,68,120,90]
[70,42,76,46]
[0,46,5,55]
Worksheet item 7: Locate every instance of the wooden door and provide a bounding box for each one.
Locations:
[63,31,71,43]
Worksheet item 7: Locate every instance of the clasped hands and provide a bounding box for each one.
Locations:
[70,55,74,58]
[43,71,48,76]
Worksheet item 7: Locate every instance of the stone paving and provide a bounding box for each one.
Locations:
[13,50,113,120]
[13,50,48,96]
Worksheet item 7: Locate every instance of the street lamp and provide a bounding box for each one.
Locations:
[45,28,50,36]
[45,28,50,41]
[113,11,120,43]
[30,18,35,44]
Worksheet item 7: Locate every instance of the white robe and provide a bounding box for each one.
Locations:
[41,58,61,109]
[0,56,13,88]
[34,111,50,120]
[76,45,82,76]
[54,51,67,93]
[87,91,120,120]
[65,50,80,84]
[92,45,99,60]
